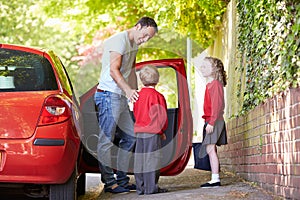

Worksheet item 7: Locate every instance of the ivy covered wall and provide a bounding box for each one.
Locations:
[236,0,299,115]
[209,0,299,118]
[207,1,300,198]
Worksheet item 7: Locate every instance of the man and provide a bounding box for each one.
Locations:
[94,17,158,194]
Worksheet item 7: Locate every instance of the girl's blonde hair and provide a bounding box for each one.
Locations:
[204,57,227,86]
[139,65,159,86]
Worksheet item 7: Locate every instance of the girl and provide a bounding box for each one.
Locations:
[199,56,228,188]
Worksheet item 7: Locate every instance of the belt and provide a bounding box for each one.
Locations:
[96,89,104,92]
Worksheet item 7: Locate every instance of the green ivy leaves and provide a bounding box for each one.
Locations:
[237,0,300,114]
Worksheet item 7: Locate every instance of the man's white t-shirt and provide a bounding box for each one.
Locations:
[98,31,138,95]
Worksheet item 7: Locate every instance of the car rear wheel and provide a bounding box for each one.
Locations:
[49,169,77,200]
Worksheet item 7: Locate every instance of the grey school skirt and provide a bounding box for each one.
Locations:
[199,120,227,158]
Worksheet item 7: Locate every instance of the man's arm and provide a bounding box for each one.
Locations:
[109,51,139,102]
[127,59,138,90]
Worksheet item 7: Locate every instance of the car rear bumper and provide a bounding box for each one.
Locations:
[0,120,80,184]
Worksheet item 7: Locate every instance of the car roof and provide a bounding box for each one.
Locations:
[0,43,49,56]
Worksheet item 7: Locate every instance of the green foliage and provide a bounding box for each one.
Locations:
[41,0,153,44]
[41,0,228,49]
[146,0,229,47]
[0,0,39,45]
[0,0,81,78]
[236,0,300,114]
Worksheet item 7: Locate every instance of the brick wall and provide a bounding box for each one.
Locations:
[219,87,300,199]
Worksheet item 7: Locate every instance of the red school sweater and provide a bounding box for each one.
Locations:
[202,80,225,126]
[133,87,168,134]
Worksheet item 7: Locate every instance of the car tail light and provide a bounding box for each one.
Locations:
[38,95,71,126]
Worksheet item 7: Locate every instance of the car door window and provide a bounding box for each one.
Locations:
[137,67,178,108]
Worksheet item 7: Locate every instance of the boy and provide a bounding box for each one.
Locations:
[133,65,168,195]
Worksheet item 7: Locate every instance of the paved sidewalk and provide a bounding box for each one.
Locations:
[79,158,280,200]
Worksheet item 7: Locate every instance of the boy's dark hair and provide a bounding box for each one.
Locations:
[135,17,158,33]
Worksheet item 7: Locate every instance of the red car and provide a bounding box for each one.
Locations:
[0,43,193,199]
[0,44,82,199]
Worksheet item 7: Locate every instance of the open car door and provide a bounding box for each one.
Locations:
[78,58,193,176]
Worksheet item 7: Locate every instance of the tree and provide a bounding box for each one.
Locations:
[0,0,81,79]
[40,0,229,48]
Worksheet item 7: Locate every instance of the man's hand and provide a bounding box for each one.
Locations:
[205,124,214,134]
[110,52,139,102]
[126,89,139,103]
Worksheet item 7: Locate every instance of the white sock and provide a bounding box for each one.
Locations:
[209,174,220,183]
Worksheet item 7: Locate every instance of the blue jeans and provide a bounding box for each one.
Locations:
[94,91,136,188]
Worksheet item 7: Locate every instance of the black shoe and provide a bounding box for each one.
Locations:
[124,184,136,191]
[104,185,130,193]
[200,182,221,188]
[157,188,168,193]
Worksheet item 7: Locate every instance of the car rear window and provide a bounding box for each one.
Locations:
[0,48,58,92]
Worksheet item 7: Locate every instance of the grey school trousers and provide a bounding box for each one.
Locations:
[134,133,162,195]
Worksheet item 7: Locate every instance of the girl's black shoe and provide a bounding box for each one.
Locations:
[200,182,221,188]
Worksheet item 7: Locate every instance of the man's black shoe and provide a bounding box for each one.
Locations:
[104,185,130,193]
[125,184,136,191]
